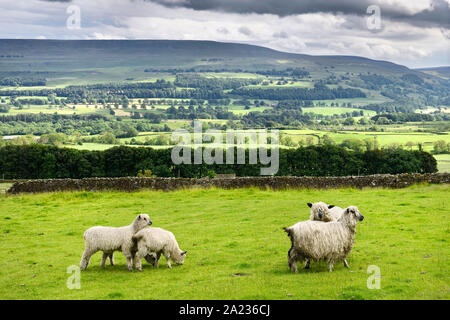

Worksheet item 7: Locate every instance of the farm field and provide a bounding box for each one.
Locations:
[282,129,450,152]
[434,154,450,173]
[0,184,448,300]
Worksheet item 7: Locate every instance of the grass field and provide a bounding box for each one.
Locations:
[0,184,448,299]
[434,154,450,173]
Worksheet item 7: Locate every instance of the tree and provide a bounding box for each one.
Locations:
[322,134,335,145]
[343,117,355,126]
[433,140,449,154]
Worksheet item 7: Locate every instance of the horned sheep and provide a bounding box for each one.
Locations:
[80,214,152,271]
[132,227,187,271]
[285,206,364,272]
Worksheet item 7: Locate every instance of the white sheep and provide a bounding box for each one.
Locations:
[132,227,187,271]
[80,214,152,271]
[306,202,348,269]
[284,206,364,272]
[307,202,336,222]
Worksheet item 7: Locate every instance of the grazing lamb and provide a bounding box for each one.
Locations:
[284,206,364,272]
[80,214,152,271]
[132,227,187,271]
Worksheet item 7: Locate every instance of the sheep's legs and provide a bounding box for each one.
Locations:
[134,255,143,272]
[80,248,96,271]
[288,257,298,273]
[109,253,114,266]
[328,262,334,272]
[126,256,134,272]
[343,259,349,268]
[101,252,108,268]
[163,251,172,269]
[304,260,310,269]
[154,252,161,268]
[288,248,298,273]
[134,246,149,272]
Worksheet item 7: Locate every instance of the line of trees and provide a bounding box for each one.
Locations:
[231,84,366,100]
[0,144,437,179]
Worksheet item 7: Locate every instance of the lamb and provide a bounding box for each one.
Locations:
[80,214,152,271]
[132,227,187,271]
[284,206,364,272]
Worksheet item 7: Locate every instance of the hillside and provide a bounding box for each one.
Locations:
[1,39,448,108]
[0,39,423,76]
[415,66,450,79]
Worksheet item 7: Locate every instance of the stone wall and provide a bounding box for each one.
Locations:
[7,173,450,194]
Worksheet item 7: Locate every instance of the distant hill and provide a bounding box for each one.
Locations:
[0,39,413,75]
[415,66,450,79]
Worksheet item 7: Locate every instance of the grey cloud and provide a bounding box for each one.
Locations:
[273,31,289,39]
[149,0,450,29]
[216,27,229,34]
[238,26,252,36]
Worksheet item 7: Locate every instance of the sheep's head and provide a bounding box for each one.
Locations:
[172,250,187,265]
[307,202,335,222]
[340,206,364,229]
[134,213,152,231]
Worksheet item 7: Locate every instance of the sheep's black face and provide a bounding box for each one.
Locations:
[346,207,363,222]
[318,210,323,219]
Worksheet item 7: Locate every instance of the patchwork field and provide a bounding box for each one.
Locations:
[0,184,448,299]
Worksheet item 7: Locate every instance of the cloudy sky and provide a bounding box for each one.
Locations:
[0,0,449,68]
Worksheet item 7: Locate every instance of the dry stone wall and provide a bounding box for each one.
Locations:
[7,173,450,194]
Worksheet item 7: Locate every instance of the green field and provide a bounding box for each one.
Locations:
[0,184,448,299]
[434,154,450,173]
[302,107,376,116]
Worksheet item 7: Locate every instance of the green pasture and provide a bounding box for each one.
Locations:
[0,184,448,299]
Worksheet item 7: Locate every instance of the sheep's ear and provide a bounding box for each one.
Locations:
[328,205,335,209]
[346,208,350,214]
[138,214,141,220]
[181,251,187,256]
[307,203,313,208]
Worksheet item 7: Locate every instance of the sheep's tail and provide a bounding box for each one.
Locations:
[284,227,295,257]
[283,227,294,241]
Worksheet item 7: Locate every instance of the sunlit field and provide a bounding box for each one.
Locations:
[0,184,448,300]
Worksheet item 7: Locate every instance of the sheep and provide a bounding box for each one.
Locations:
[80,214,152,271]
[307,202,336,222]
[306,202,348,269]
[284,206,364,273]
[132,227,187,271]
